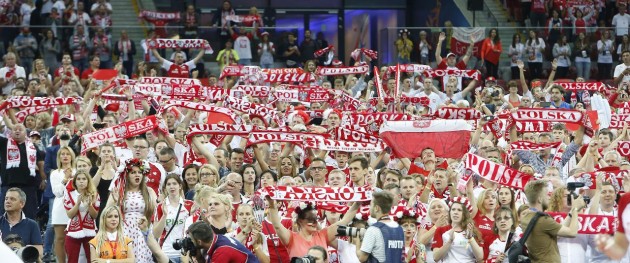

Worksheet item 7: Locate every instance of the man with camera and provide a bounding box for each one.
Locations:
[292,245,327,263]
[186,221,259,263]
[355,191,404,263]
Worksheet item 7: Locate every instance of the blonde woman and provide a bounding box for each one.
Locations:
[234,204,269,263]
[75,156,93,173]
[51,146,76,263]
[198,164,219,187]
[89,206,135,262]
[28,58,52,88]
[183,185,234,234]
[64,171,100,263]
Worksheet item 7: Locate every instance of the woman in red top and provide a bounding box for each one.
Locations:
[472,189,498,238]
[64,171,100,263]
[480,28,503,78]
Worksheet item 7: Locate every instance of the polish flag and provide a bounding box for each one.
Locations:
[450,27,485,58]
[379,120,473,158]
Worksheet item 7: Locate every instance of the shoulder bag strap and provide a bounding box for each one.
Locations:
[518,211,545,245]
[161,203,183,246]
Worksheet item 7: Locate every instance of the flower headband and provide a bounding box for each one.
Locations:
[392,205,423,224]
[449,196,473,213]
[292,201,317,218]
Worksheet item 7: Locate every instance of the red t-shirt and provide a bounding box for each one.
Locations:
[162,60,196,78]
[81,68,97,80]
[147,162,165,196]
[54,66,80,84]
[408,161,448,177]
[262,218,292,263]
[616,192,630,238]
[473,213,495,239]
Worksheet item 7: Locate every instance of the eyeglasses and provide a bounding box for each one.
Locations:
[311,166,326,171]
[159,157,173,164]
[3,236,22,244]
[497,216,512,221]
[133,146,148,150]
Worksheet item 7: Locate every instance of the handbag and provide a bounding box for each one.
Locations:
[507,211,545,263]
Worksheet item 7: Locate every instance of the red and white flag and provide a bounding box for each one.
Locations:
[379,120,473,158]
[450,27,485,58]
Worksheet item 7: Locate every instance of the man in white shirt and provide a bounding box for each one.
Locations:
[435,76,477,105]
[0,52,27,96]
[417,78,443,113]
[612,4,630,41]
[614,50,630,86]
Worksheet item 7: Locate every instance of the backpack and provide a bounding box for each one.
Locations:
[507,211,545,263]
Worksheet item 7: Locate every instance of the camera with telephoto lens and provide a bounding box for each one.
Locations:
[291,255,317,263]
[567,182,587,206]
[16,246,39,263]
[337,225,366,238]
[491,90,500,97]
[173,237,197,256]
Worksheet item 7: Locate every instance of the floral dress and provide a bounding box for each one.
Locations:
[123,191,152,263]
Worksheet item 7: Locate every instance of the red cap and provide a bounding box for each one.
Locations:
[104,103,120,112]
[294,110,311,124]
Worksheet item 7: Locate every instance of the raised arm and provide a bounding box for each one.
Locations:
[151,48,166,64]
[461,36,475,65]
[327,202,361,243]
[192,48,205,64]
[265,196,291,246]
[435,32,445,63]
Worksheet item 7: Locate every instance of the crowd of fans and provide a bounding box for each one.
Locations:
[3,0,630,263]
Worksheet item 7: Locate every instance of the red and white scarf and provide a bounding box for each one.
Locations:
[0,96,81,113]
[261,68,315,83]
[160,100,237,121]
[315,64,369,76]
[423,69,482,81]
[264,186,373,202]
[374,66,386,99]
[230,85,271,98]
[186,124,252,144]
[118,39,132,60]
[140,76,201,85]
[609,114,630,129]
[225,14,260,24]
[139,10,181,21]
[505,108,595,137]
[547,213,615,234]
[350,48,378,61]
[146,38,213,54]
[270,88,331,103]
[385,64,432,78]
[303,136,384,152]
[6,138,36,176]
[15,106,48,123]
[464,153,535,190]
[432,107,483,120]
[81,115,168,153]
[555,81,605,92]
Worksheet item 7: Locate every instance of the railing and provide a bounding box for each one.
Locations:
[482,0,499,27]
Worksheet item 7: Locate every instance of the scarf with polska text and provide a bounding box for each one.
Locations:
[264,186,373,202]
[609,114,630,129]
[97,78,137,96]
[146,38,213,54]
[368,96,431,107]
[385,64,432,79]
[315,64,369,76]
[159,100,237,122]
[464,153,535,190]
[246,130,326,147]
[224,96,278,120]
[505,108,595,137]
[81,115,168,153]
[0,96,82,113]
[6,138,37,177]
[432,107,483,120]
[508,141,565,166]
[423,69,482,81]
[270,87,332,103]
[546,212,616,234]
[15,106,48,123]
[186,123,252,144]
[230,85,271,98]
[572,168,628,192]
[139,10,180,20]
[554,81,605,92]
[303,136,384,152]
[225,14,260,24]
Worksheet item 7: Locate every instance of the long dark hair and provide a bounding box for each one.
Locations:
[239,164,259,194]
[527,30,540,46]
[511,33,520,48]
[182,164,199,194]
[489,28,500,43]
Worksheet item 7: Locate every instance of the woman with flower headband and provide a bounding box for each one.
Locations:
[392,205,426,263]
[63,170,100,263]
[432,197,483,263]
[106,158,157,263]
[50,146,76,263]
[266,195,361,259]
[89,205,135,262]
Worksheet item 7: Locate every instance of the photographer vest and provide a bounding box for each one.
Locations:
[367,222,404,263]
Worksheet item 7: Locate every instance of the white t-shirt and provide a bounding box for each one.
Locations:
[558,235,588,263]
[0,66,26,95]
[526,38,546,63]
[554,44,571,67]
[234,35,252,60]
[509,43,525,67]
[337,239,361,263]
[439,230,477,263]
[612,13,630,36]
[614,63,630,84]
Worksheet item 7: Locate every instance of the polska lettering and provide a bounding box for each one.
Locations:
[265,186,373,202]
[464,153,533,189]
[140,77,201,85]
[547,213,616,234]
[316,64,369,76]
[610,114,630,129]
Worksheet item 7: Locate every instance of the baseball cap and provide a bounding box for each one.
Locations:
[61,114,76,122]
[486,76,497,85]
[446,52,456,58]
[29,131,40,138]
